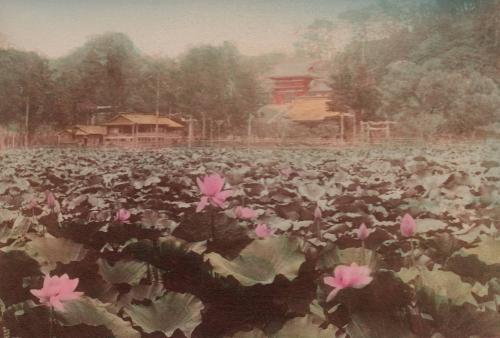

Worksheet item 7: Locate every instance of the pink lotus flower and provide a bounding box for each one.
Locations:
[30,274,83,311]
[314,205,322,219]
[196,174,232,212]
[45,191,56,209]
[324,263,373,302]
[357,223,372,241]
[255,224,273,238]
[115,208,131,223]
[400,213,417,237]
[235,206,257,220]
[281,168,293,177]
[28,198,39,210]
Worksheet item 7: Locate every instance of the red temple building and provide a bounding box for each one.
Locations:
[269,60,329,104]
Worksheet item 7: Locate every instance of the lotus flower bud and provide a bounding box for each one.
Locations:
[357,223,371,240]
[314,205,322,219]
[400,213,417,237]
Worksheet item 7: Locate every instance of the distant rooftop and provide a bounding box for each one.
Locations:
[258,97,346,122]
[104,113,184,128]
[73,125,107,135]
[268,59,331,79]
[287,97,340,121]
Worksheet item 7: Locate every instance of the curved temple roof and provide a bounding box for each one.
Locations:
[104,113,184,128]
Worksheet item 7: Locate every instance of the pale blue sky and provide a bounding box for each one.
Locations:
[0,0,369,58]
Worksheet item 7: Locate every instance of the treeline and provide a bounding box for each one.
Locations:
[321,0,500,135]
[0,33,274,133]
[2,0,499,136]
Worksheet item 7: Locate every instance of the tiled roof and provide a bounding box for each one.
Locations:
[259,97,350,122]
[74,125,107,135]
[268,61,316,78]
[104,113,184,128]
[287,97,341,121]
[268,59,330,79]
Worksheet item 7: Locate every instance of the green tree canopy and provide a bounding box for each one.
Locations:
[176,42,262,128]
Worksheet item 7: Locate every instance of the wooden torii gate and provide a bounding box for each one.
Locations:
[360,121,397,142]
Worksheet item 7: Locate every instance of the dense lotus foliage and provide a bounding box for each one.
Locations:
[0,143,499,337]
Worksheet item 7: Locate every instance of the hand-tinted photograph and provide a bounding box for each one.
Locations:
[0,0,499,337]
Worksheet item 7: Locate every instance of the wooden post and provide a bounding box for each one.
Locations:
[201,112,206,140]
[188,116,193,148]
[353,110,357,142]
[25,96,30,147]
[247,114,253,149]
[340,112,345,144]
[216,120,222,141]
[366,122,370,143]
[360,122,364,143]
[155,74,160,137]
[133,124,138,148]
[210,119,214,145]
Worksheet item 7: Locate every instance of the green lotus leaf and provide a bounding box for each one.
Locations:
[124,292,203,337]
[97,259,148,285]
[116,284,166,309]
[346,312,418,338]
[455,237,500,266]
[0,216,31,244]
[297,182,325,201]
[88,195,107,209]
[471,282,489,297]
[263,216,293,232]
[0,209,18,224]
[58,296,140,338]
[205,236,305,286]
[229,315,337,338]
[308,299,326,324]
[24,235,88,272]
[140,210,179,232]
[416,218,448,233]
[318,244,379,271]
[396,267,477,306]
[453,225,491,244]
[65,194,88,210]
[229,328,267,338]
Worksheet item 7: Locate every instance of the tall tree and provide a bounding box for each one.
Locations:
[328,60,380,122]
[0,49,53,131]
[127,55,178,114]
[54,32,140,115]
[379,60,500,135]
[177,42,262,128]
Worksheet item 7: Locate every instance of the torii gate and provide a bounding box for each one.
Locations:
[360,121,397,142]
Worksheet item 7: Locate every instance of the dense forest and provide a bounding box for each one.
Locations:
[0,0,499,136]
[325,0,500,135]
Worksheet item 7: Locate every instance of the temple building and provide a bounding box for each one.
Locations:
[254,59,353,140]
[268,60,329,104]
[57,113,185,147]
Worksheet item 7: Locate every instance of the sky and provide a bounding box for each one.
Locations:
[0,0,369,58]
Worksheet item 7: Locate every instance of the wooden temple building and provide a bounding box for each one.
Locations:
[57,125,107,146]
[268,61,329,104]
[58,113,185,147]
[256,60,354,141]
[103,113,184,145]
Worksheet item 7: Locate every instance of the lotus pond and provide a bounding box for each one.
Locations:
[0,143,499,338]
